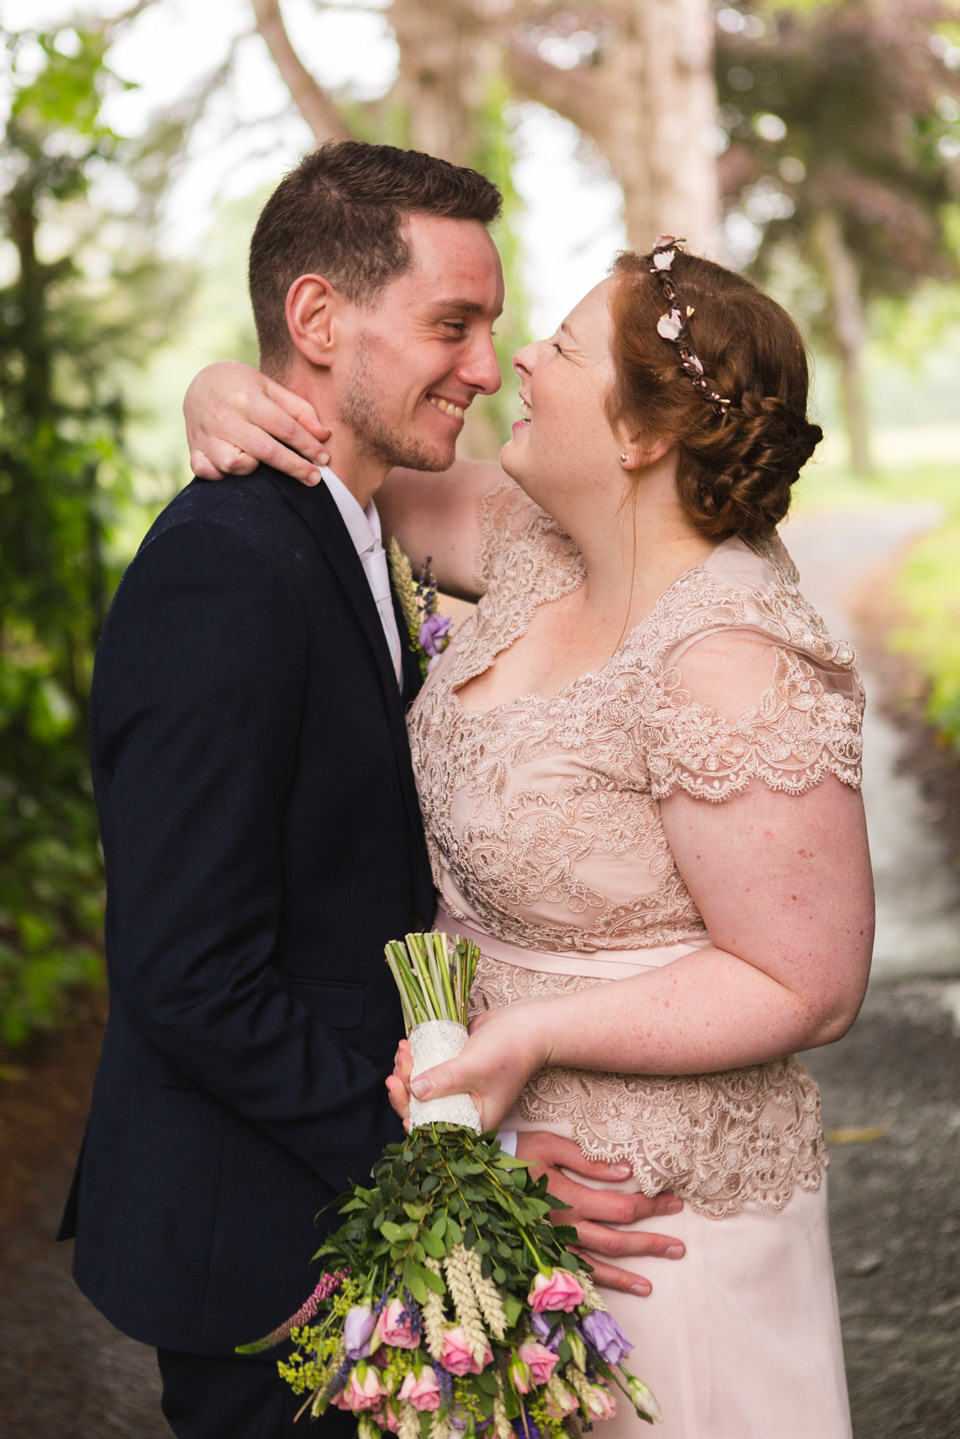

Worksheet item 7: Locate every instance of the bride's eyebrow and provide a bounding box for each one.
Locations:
[558,321,579,343]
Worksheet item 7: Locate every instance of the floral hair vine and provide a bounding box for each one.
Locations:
[649,235,733,417]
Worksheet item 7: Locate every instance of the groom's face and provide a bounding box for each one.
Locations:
[336,214,504,472]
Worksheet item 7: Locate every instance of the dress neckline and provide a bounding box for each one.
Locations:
[452,533,769,720]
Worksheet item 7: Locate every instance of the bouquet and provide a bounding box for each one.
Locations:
[239,933,662,1433]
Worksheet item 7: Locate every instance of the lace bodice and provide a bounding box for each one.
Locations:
[405,481,864,1217]
[408,482,862,953]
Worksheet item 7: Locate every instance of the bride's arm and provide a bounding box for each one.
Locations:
[408,777,874,1131]
[183,361,505,599]
[376,460,505,601]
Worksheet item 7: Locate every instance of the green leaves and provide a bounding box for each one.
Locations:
[315,1124,590,1319]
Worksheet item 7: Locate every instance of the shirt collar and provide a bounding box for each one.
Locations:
[320,465,382,557]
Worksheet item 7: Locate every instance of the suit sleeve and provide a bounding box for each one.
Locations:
[93,516,401,1193]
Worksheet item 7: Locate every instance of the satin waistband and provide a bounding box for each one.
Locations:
[434,900,712,981]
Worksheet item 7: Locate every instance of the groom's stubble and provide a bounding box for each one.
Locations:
[340,333,457,475]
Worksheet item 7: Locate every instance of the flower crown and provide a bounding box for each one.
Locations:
[649,235,733,416]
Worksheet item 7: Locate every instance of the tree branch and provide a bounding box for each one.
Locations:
[505,37,607,141]
[250,0,352,144]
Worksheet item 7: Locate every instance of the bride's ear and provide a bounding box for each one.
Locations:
[618,431,675,470]
[285,275,340,368]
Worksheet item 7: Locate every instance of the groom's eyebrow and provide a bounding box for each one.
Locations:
[433,299,504,317]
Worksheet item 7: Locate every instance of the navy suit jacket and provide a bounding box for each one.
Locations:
[59,468,436,1355]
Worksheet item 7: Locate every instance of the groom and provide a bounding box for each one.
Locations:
[60,141,680,1439]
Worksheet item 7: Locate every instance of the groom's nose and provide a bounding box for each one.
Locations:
[458,327,502,396]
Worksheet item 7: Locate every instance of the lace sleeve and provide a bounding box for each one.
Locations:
[643,628,864,803]
[473,477,547,593]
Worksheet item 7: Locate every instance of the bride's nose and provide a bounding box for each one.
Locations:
[512,344,534,380]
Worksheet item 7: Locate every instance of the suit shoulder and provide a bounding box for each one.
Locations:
[140,471,299,560]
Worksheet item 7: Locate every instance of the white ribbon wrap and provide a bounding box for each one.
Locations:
[408,1020,482,1132]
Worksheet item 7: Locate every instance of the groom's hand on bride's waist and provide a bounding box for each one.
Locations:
[514,1131,686,1298]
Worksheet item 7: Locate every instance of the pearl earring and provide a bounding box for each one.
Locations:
[620,453,628,463]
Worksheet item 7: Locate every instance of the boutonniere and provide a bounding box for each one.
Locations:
[387,537,454,679]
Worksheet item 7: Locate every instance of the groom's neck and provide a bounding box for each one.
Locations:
[270,363,387,510]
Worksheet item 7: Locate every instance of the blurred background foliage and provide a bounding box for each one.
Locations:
[1,0,958,1046]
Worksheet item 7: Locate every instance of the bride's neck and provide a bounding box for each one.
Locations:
[560,463,717,621]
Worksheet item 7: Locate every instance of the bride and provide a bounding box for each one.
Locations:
[184,239,873,1438]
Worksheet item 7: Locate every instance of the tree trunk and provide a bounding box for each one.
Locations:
[812,209,872,475]
[390,0,493,165]
[250,0,351,143]
[508,0,719,253]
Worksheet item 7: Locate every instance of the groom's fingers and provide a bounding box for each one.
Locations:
[569,1252,656,1297]
[545,1171,683,1227]
[571,1221,684,1263]
[517,1131,632,1181]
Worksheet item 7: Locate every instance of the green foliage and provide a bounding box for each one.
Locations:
[319,1123,582,1298]
[717,1,960,322]
[893,511,960,747]
[0,19,191,1047]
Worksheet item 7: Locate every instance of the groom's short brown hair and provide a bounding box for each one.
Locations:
[249,140,502,370]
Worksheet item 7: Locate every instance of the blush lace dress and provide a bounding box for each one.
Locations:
[406,482,863,1439]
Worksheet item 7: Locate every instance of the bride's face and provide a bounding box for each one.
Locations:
[500,279,623,509]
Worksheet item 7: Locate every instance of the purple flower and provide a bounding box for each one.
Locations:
[530,1313,562,1352]
[419,614,452,658]
[511,1416,541,1439]
[343,1304,377,1359]
[582,1310,634,1366]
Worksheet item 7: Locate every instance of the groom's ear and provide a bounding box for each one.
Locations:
[285,274,343,368]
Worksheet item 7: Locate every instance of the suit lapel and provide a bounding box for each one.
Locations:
[271,473,427,850]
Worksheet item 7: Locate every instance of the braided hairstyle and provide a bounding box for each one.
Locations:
[608,249,823,542]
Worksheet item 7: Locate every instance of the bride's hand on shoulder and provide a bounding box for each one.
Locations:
[404,1002,549,1132]
[183,360,331,485]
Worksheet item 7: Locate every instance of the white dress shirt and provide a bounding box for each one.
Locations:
[322,467,403,687]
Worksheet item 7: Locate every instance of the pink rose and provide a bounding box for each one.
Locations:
[399,1368,443,1412]
[379,1401,402,1431]
[585,1384,618,1421]
[528,1269,585,1314]
[376,1299,420,1349]
[516,1342,558,1387]
[439,1325,493,1376]
[340,1364,386,1413]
